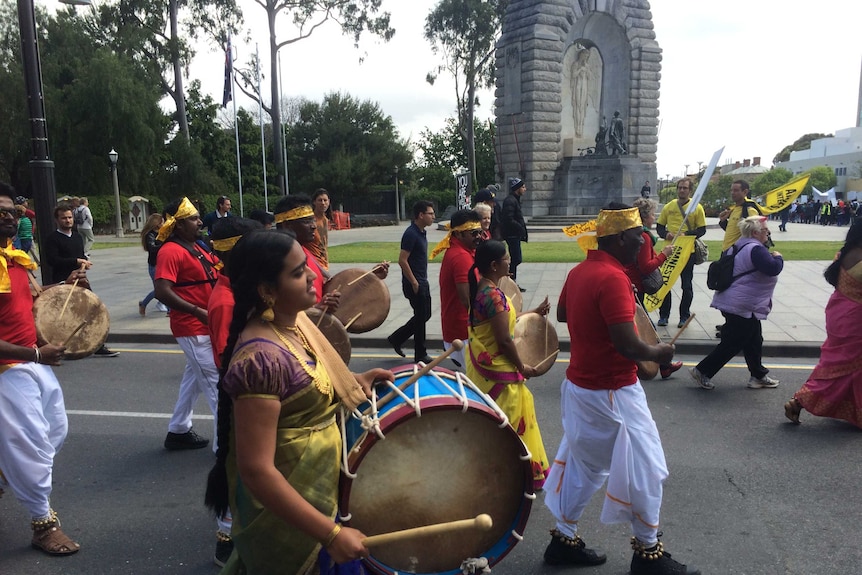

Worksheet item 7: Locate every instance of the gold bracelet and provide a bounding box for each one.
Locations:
[322,523,342,548]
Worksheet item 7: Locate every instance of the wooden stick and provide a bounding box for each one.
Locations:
[397,339,464,393]
[362,514,492,547]
[343,312,362,330]
[346,263,386,286]
[27,270,43,297]
[534,350,559,371]
[668,313,696,346]
[62,321,88,347]
[59,263,87,320]
[316,284,342,327]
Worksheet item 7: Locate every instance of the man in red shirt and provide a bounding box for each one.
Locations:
[433,209,482,368]
[544,206,699,575]
[0,182,86,555]
[155,197,220,451]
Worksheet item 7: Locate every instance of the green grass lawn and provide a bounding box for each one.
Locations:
[329,240,844,264]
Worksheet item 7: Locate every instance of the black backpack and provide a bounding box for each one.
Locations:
[706,243,756,291]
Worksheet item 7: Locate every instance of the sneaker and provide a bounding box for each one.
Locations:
[677,316,690,328]
[164,429,209,450]
[94,345,119,357]
[156,302,169,312]
[747,374,780,389]
[689,367,714,390]
[630,539,700,575]
[214,533,233,567]
[543,529,607,567]
[657,317,669,327]
[660,361,683,379]
[138,302,146,316]
[519,286,527,292]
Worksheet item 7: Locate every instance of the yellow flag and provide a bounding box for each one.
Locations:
[643,235,695,312]
[756,174,810,215]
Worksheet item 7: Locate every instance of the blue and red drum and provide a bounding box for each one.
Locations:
[339,365,534,575]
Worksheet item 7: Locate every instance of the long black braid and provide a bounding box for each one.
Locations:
[824,217,862,287]
[205,229,297,518]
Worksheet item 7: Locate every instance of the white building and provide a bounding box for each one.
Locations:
[777,127,862,195]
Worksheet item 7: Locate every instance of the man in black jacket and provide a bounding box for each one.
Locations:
[501,178,528,291]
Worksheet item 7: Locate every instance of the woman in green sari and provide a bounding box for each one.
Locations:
[205,229,393,574]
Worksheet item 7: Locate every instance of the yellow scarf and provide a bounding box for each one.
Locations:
[157,197,198,242]
[0,238,38,293]
[430,221,482,259]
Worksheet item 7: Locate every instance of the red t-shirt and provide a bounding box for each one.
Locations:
[303,246,325,304]
[155,241,219,337]
[0,262,37,365]
[439,241,476,342]
[208,275,233,368]
[559,250,638,390]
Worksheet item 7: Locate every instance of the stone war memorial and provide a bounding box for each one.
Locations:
[494,0,661,218]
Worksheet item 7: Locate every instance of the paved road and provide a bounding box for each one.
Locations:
[2,346,860,574]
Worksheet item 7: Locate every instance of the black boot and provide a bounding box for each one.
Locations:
[630,537,700,575]
[543,528,607,567]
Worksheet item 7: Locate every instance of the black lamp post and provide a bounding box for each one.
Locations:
[16,0,89,283]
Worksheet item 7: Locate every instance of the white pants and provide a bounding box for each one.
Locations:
[169,336,219,440]
[544,379,668,544]
[443,341,466,370]
[0,363,68,519]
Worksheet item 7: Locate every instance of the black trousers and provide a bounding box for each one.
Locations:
[505,237,523,281]
[389,281,432,361]
[659,257,695,321]
[696,312,768,380]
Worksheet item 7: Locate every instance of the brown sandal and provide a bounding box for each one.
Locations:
[31,512,80,556]
[784,399,802,424]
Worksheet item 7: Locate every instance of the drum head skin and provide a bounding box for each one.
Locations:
[304,307,351,365]
[33,285,109,359]
[341,368,533,575]
[324,268,390,333]
[497,276,522,314]
[513,312,559,376]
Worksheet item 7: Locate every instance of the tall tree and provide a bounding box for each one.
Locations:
[751,167,793,199]
[233,0,393,195]
[424,0,506,191]
[773,133,832,165]
[413,116,496,192]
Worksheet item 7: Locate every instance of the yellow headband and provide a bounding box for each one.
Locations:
[211,235,242,252]
[430,221,482,259]
[274,206,313,224]
[157,197,198,242]
[596,207,642,237]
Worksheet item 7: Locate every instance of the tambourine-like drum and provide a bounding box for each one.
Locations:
[497,276,522,314]
[304,307,351,365]
[33,285,110,360]
[514,312,559,376]
[324,268,390,333]
[340,366,534,575]
[634,303,660,380]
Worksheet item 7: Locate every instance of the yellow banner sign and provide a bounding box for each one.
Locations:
[643,235,695,312]
[755,174,810,215]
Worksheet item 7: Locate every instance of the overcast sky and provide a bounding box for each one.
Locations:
[192,0,862,180]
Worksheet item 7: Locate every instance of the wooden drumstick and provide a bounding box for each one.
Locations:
[343,312,362,330]
[316,284,343,327]
[346,262,387,286]
[533,350,559,371]
[59,262,87,320]
[62,321,88,347]
[668,313,696,346]
[397,339,464,392]
[362,514,493,547]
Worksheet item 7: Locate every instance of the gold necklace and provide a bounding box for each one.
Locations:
[269,323,332,397]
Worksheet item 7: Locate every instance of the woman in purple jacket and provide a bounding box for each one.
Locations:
[690,216,784,390]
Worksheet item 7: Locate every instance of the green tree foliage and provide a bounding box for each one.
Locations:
[751,167,793,200]
[0,0,29,189]
[773,133,831,164]
[802,165,837,195]
[284,92,411,196]
[412,116,495,193]
[425,0,506,191]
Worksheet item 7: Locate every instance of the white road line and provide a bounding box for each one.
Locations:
[66,409,213,420]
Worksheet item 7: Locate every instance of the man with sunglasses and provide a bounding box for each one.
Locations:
[433,209,482,368]
[202,196,232,236]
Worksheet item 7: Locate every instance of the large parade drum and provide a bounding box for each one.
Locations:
[339,366,534,575]
[324,268,390,333]
[634,302,660,380]
[514,312,559,376]
[497,276,522,314]
[33,284,110,360]
[304,307,351,365]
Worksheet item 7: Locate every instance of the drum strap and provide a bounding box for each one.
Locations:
[166,239,219,287]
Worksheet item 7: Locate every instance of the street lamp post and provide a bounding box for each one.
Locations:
[394,166,401,221]
[17,0,90,283]
[108,149,123,238]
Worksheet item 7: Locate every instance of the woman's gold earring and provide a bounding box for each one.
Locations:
[261,297,275,322]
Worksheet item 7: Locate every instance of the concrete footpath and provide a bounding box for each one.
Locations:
[76,218,849,358]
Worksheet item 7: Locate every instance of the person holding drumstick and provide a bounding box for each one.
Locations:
[544,206,699,574]
[466,240,551,491]
[205,229,393,573]
[0,182,86,556]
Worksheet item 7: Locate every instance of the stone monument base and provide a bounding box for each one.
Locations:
[551,155,653,216]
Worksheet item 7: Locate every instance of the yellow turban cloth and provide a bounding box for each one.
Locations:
[157,197,199,242]
[0,238,38,293]
[430,221,482,259]
[274,206,313,224]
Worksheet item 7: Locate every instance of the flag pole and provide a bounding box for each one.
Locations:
[255,43,269,212]
[224,37,244,216]
[278,50,290,195]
